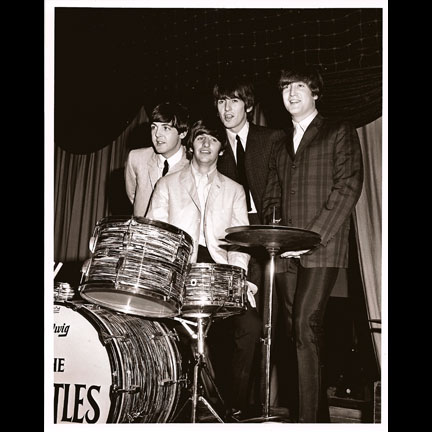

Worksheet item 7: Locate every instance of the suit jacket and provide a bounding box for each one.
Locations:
[217,123,287,222]
[124,146,189,217]
[146,164,250,272]
[263,114,364,268]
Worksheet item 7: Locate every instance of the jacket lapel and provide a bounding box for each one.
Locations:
[286,127,295,160]
[295,114,324,157]
[207,171,223,203]
[169,146,189,174]
[180,165,200,211]
[244,124,258,170]
[147,152,160,188]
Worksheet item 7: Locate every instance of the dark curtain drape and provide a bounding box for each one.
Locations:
[54,106,149,264]
[55,8,382,154]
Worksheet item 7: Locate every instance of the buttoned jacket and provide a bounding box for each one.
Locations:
[263,114,364,268]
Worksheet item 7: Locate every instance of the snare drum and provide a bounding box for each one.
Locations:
[80,217,194,318]
[53,301,186,423]
[181,263,247,318]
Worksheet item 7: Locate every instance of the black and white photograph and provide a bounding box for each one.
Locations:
[45,1,387,430]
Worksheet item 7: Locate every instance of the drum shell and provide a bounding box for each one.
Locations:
[181,263,247,318]
[80,217,194,318]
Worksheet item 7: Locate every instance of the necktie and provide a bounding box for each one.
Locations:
[235,135,251,211]
[162,159,169,176]
[293,122,303,154]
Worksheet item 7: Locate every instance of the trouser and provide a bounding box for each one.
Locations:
[197,245,262,411]
[275,261,339,423]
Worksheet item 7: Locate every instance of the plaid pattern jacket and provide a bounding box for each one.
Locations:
[263,113,364,268]
[217,123,287,222]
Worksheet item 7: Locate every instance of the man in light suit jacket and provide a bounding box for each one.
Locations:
[262,66,364,423]
[213,77,287,314]
[147,116,261,421]
[125,101,190,217]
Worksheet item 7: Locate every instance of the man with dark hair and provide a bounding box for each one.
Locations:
[212,77,288,416]
[147,116,262,421]
[125,101,190,216]
[213,76,288,302]
[213,76,287,224]
[263,65,364,423]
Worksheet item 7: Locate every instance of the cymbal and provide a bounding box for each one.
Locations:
[225,225,321,252]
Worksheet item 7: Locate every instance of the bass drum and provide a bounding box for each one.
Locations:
[53,301,188,423]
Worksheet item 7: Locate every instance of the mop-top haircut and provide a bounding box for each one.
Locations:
[213,76,255,119]
[186,116,228,160]
[150,101,190,136]
[278,65,324,101]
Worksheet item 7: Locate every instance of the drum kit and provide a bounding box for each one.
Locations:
[53,215,320,424]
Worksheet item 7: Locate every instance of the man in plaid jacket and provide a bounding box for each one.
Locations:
[263,65,364,423]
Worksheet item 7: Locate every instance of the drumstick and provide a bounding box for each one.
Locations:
[54,262,63,279]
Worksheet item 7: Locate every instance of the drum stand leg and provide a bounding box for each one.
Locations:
[174,316,225,423]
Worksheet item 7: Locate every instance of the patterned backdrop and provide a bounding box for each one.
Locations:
[55,8,383,153]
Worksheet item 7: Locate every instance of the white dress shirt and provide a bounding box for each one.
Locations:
[157,146,184,177]
[191,164,217,247]
[292,109,318,153]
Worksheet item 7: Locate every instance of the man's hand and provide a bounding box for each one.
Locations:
[280,249,311,259]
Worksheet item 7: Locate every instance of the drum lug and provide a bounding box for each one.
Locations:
[159,377,187,386]
[115,256,125,272]
[63,301,86,311]
[100,331,129,344]
[150,329,179,342]
[111,384,141,394]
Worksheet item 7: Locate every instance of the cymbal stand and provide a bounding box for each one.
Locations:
[262,246,281,420]
[174,315,225,423]
[246,246,282,423]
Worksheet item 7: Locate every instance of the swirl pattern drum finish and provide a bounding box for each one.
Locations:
[80,217,194,318]
[53,301,186,423]
[181,263,247,318]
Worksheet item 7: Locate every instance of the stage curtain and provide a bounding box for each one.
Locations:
[353,117,383,372]
[54,106,149,263]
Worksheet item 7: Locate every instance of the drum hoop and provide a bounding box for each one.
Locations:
[95,216,193,246]
[152,321,182,421]
[188,262,246,274]
[54,301,124,422]
[79,283,180,318]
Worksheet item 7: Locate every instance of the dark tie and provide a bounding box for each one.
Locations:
[235,135,251,211]
[162,159,169,176]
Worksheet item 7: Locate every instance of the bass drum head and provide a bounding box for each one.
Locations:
[53,301,186,423]
[54,302,114,423]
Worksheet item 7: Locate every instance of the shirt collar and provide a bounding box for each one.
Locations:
[157,145,183,168]
[292,109,318,133]
[226,121,249,148]
[191,163,217,184]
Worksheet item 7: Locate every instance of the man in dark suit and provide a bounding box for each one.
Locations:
[262,66,364,423]
[214,77,287,304]
[210,77,287,418]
